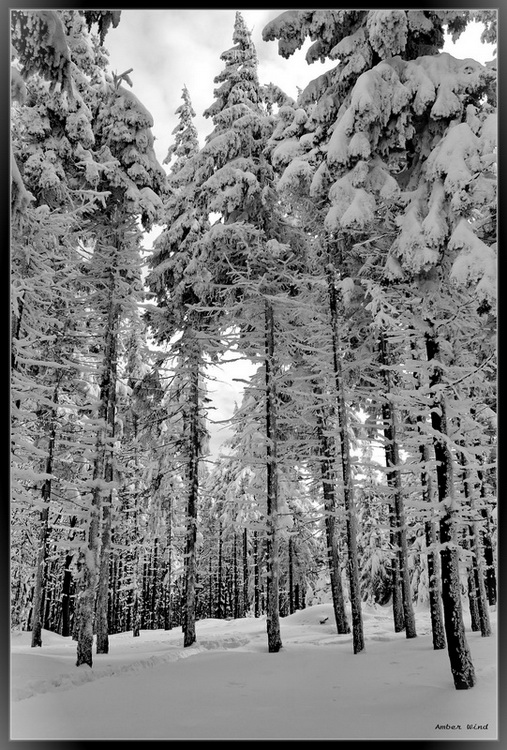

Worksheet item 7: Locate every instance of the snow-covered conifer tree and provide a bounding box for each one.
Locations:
[149,12,306,653]
[146,82,211,648]
[76,67,165,662]
[11,10,123,649]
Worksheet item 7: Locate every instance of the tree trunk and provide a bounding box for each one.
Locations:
[464,528,481,632]
[419,443,446,649]
[132,525,142,637]
[78,243,120,664]
[151,539,160,627]
[410,335,445,649]
[75,509,100,668]
[288,535,294,615]
[477,466,496,605]
[217,521,223,619]
[208,553,213,619]
[327,264,364,654]
[458,448,491,637]
[165,500,173,630]
[61,551,74,638]
[95,500,112,653]
[72,555,82,642]
[425,330,476,689]
[242,528,249,616]
[31,405,57,648]
[95,287,119,654]
[294,582,300,611]
[183,346,199,647]
[253,530,260,618]
[389,505,405,632]
[76,411,108,666]
[233,534,239,619]
[264,299,282,652]
[61,516,77,638]
[316,408,349,634]
[379,332,417,639]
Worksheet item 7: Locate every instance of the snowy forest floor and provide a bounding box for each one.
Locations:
[10,602,497,740]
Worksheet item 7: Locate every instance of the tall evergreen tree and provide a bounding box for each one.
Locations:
[146,83,211,647]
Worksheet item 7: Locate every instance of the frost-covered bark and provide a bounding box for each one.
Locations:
[425,330,476,689]
[314,395,349,634]
[419,442,446,650]
[458,446,491,638]
[30,401,57,648]
[327,260,364,654]
[379,332,416,639]
[75,510,100,667]
[93,246,121,655]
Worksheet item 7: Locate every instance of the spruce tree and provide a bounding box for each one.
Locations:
[146,84,210,647]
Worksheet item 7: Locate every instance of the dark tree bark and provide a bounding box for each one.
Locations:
[78,233,122,665]
[264,298,282,653]
[463,528,481,632]
[61,552,74,638]
[379,332,416,639]
[165,499,173,630]
[31,396,57,648]
[419,443,446,650]
[253,530,260,618]
[131,523,142,638]
[410,335,445,649]
[327,261,364,654]
[208,554,213,619]
[425,330,476,689]
[154,541,161,626]
[95,499,112,653]
[477,466,496,605]
[76,403,108,667]
[233,534,240,619]
[75,516,99,668]
[217,520,223,619]
[183,343,199,647]
[95,272,120,655]
[61,517,77,638]
[242,528,249,616]
[315,403,349,634]
[389,505,405,633]
[288,535,294,615]
[458,448,491,637]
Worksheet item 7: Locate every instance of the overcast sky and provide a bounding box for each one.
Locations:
[103,10,496,458]
[104,9,496,168]
[105,9,333,165]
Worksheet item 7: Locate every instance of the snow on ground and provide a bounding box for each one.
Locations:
[10,603,497,740]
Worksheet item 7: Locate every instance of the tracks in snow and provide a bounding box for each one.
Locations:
[12,633,251,702]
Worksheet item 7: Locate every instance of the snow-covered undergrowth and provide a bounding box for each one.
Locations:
[11,603,497,740]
